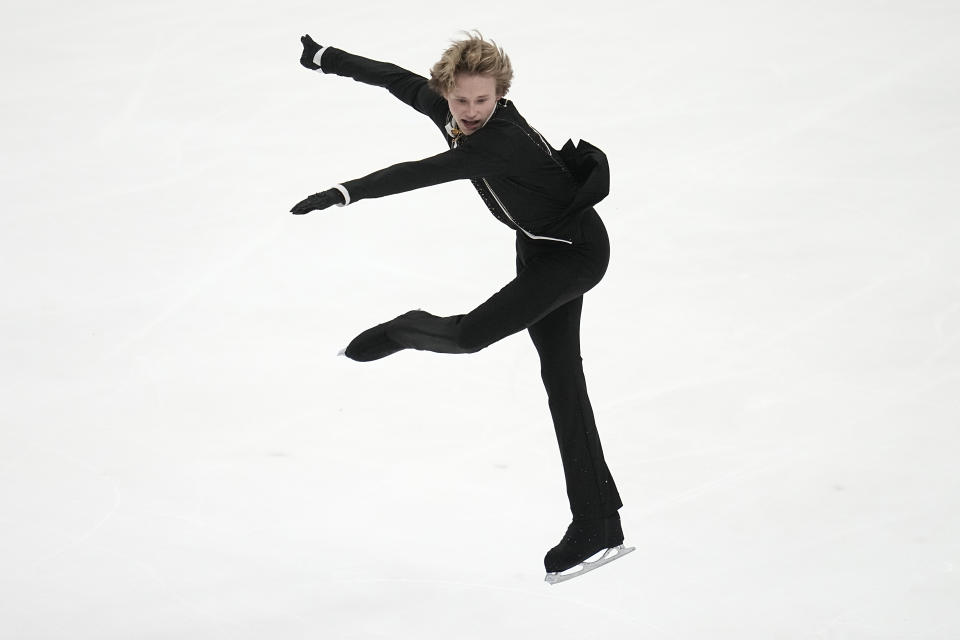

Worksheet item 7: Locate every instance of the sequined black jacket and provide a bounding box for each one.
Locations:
[317,47,610,244]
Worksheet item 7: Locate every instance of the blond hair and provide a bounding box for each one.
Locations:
[428,30,513,97]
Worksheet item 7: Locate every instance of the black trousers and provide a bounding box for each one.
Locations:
[366,209,623,519]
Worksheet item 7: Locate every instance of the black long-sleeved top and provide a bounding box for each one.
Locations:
[318,47,610,244]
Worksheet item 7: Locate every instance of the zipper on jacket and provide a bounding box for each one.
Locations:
[450,111,573,245]
[481,178,573,245]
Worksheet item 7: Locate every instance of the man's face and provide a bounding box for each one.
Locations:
[446,73,501,135]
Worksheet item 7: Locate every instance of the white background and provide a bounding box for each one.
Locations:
[2,1,958,638]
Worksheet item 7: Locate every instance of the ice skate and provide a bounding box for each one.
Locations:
[342,310,426,361]
[544,513,634,584]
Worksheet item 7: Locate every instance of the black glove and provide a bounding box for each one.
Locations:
[300,34,322,70]
[290,188,345,215]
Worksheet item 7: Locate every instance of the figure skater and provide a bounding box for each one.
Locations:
[292,31,631,582]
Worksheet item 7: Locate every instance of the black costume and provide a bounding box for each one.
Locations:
[310,46,623,552]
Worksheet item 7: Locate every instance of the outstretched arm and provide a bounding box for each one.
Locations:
[298,34,447,128]
[290,121,521,215]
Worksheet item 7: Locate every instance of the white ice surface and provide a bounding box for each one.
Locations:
[2,1,959,638]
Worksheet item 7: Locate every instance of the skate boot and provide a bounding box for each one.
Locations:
[543,512,634,584]
[343,310,427,362]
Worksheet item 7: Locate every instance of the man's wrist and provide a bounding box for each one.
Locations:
[313,46,328,72]
[332,184,350,206]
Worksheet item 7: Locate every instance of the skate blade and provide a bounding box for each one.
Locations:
[544,544,635,585]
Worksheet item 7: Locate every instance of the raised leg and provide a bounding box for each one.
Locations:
[344,248,600,360]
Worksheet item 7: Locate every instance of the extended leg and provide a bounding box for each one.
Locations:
[344,249,599,361]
